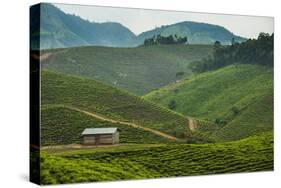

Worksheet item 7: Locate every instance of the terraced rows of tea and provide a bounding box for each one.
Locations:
[41,45,213,95]
[41,105,175,145]
[145,64,273,141]
[41,132,273,184]
[41,70,201,140]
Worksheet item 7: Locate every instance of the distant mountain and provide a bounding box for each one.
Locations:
[134,21,247,45]
[30,3,247,49]
[30,3,136,49]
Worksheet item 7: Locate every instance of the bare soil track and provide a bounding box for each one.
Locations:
[66,106,180,141]
[188,117,197,131]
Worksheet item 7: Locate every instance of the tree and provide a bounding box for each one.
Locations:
[189,32,273,73]
[214,41,221,49]
[176,71,184,77]
[168,100,177,110]
[231,38,235,45]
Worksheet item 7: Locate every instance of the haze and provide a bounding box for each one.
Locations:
[54,3,273,39]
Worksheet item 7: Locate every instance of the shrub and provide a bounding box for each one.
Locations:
[168,100,177,110]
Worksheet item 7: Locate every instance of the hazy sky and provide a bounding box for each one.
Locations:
[54,3,274,39]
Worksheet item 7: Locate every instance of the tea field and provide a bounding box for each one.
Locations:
[41,132,273,184]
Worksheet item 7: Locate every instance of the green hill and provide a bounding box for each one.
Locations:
[145,64,273,141]
[41,70,205,142]
[30,3,136,49]
[135,21,246,46]
[41,105,174,145]
[41,45,213,95]
[41,132,273,184]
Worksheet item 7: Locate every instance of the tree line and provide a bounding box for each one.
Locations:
[144,34,188,46]
[189,33,274,73]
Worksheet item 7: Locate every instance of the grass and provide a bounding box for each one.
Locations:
[41,70,205,141]
[40,132,273,185]
[41,105,175,145]
[42,45,213,95]
[144,64,273,141]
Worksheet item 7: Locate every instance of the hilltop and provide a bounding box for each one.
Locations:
[145,64,273,141]
[135,21,246,46]
[41,45,213,95]
[31,3,246,49]
[30,3,136,49]
[41,70,209,143]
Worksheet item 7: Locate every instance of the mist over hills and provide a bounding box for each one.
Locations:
[30,3,247,49]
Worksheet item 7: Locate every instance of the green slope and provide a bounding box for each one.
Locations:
[40,132,273,184]
[136,21,246,46]
[41,45,213,95]
[145,64,273,141]
[41,70,202,141]
[41,105,174,146]
[31,3,136,49]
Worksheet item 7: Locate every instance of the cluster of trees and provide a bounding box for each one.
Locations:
[189,33,274,73]
[144,34,188,46]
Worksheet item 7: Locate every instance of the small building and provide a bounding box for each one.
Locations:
[81,128,119,145]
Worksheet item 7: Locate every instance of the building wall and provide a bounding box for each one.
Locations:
[99,134,114,144]
[83,132,119,145]
[83,135,96,145]
[113,132,119,144]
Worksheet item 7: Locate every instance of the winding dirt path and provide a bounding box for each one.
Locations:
[66,106,180,141]
[188,117,197,131]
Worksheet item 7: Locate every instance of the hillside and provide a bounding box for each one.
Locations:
[41,45,213,95]
[41,132,273,184]
[134,21,246,46]
[41,105,174,145]
[30,3,136,49]
[30,3,247,49]
[41,70,205,141]
[145,64,273,141]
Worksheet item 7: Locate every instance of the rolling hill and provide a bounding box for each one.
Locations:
[41,105,174,145]
[31,3,246,49]
[41,45,213,95]
[41,70,208,142]
[145,64,273,141]
[41,131,273,184]
[30,3,136,49]
[135,21,246,45]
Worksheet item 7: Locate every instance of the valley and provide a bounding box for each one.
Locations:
[35,5,274,184]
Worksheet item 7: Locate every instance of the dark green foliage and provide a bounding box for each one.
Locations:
[176,71,185,77]
[42,45,212,95]
[145,64,273,141]
[231,106,240,115]
[41,132,273,184]
[190,33,273,73]
[136,21,246,45]
[168,100,177,110]
[144,34,188,45]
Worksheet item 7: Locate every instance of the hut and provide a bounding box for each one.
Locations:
[81,128,119,145]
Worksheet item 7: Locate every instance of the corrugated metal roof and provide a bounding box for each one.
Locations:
[82,128,118,135]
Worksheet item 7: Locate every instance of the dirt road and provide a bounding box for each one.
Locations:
[188,117,197,131]
[66,106,180,141]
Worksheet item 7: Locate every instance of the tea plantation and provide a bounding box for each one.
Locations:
[41,105,176,145]
[41,45,213,95]
[145,64,273,141]
[41,70,206,141]
[41,132,273,184]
